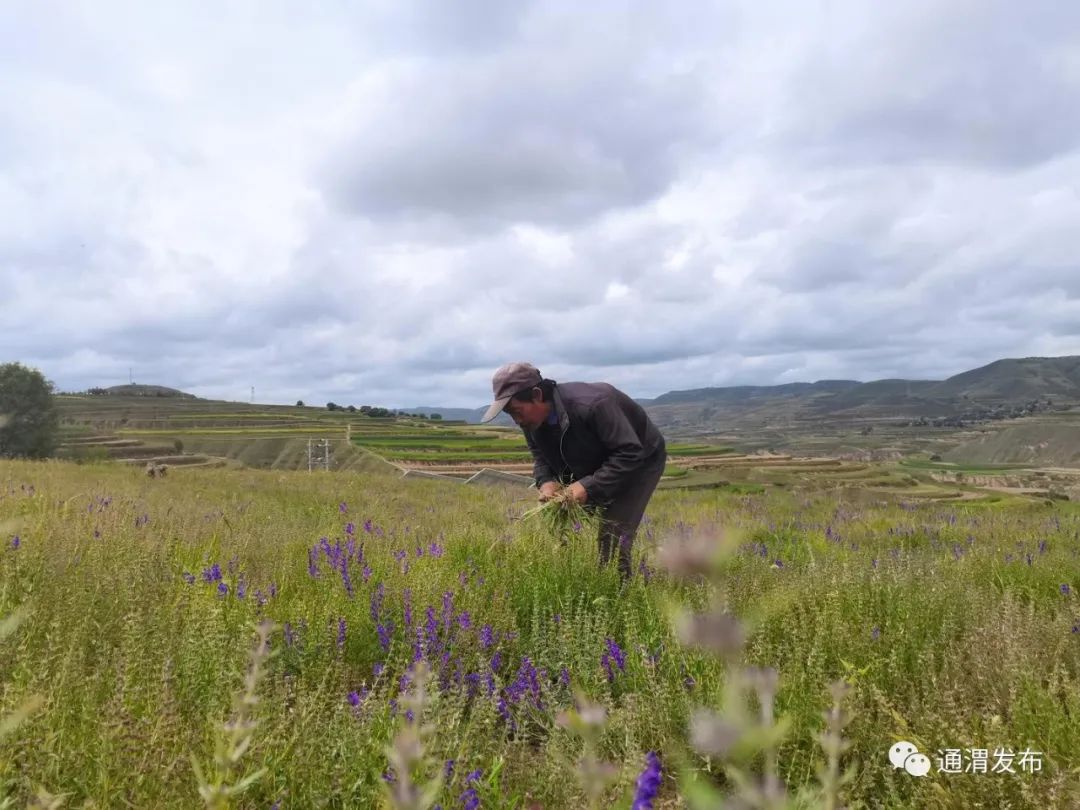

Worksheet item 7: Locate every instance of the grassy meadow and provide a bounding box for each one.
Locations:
[1,459,1080,808]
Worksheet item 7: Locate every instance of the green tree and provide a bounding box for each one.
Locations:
[0,362,60,458]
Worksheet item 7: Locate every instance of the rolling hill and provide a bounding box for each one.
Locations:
[423,356,1080,427]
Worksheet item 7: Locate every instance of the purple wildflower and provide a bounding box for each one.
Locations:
[236,580,247,600]
[601,638,627,681]
[370,583,385,622]
[340,562,354,599]
[182,572,195,584]
[412,627,424,663]
[202,563,222,583]
[377,621,393,651]
[871,626,881,640]
[559,667,570,686]
[347,690,362,707]
[216,582,228,597]
[444,759,455,779]
[364,519,373,533]
[10,536,20,550]
[442,591,454,629]
[457,611,472,630]
[479,625,494,650]
[339,502,348,513]
[336,617,347,650]
[307,548,320,578]
[632,752,662,810]
[464,672,481,698]
[345,521,355,535]
[403,589,413,629]
[425,607,440,656]
[284,623,295,647]
[373,661,385,678]
[1062,583,1072,596]
[428,541,444,557]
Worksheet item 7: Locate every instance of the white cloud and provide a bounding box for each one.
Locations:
[2,1,1079,408]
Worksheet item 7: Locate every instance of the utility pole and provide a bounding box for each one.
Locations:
[251,386,255,404]
[307,438,332,472]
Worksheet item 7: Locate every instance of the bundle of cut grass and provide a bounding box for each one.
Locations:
[520,490,598,547]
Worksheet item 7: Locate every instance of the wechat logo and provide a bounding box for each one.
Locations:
[889,741,931,777]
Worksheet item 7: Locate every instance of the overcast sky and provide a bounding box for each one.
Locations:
[3,1,1079,408]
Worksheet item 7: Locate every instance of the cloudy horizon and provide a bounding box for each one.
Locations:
[3,1,1079,409]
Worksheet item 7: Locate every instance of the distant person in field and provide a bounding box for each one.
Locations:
[481,362,667,581]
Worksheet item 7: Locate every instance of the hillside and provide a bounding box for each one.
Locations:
[90,384,198,398]
[651,380,860,406]
[944,420,1080,467]
[425,356,1080,428]
[641,356,1080,433]
[929,356,1080,401]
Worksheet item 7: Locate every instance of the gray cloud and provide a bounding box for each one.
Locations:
[2,1,1080,409]
[779,1,1080,169]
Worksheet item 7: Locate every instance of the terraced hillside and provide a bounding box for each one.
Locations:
[54,392,1080,503]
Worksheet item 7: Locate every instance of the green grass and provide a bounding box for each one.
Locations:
[1,461,1079,807]
[898,459,1032,474]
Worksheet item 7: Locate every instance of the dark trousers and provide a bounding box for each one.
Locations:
[594,449,667,580]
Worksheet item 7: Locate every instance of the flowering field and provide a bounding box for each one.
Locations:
[1,460,1079,808]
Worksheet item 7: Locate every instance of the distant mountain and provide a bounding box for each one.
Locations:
[653,379,861,406]
[929,356,1080,401]
[423,356,1080,426]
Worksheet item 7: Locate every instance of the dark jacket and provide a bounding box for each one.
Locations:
[524,381,666,504]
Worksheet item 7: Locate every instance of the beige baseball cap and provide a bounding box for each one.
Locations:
[481,361,543,423]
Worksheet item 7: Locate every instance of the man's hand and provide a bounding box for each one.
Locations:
[538,481,562,502]
[565,481,587,505]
